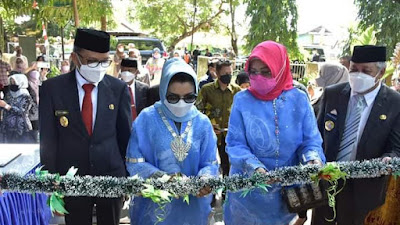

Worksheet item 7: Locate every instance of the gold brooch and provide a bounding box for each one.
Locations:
[109,104,114,110]
[380,114,387,120]
[325,120,335,131]
[60,116,69,127]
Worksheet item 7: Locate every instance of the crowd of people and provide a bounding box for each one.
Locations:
[0,27,400,225]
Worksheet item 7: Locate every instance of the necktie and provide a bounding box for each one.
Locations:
[128,86,137,120]
[337,94,367,161]
[82,84,95,136]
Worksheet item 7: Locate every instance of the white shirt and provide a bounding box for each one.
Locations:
[75,70,99,129]
[348,83,381,159]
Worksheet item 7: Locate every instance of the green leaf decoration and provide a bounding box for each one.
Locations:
[310,163,347,222]
[393,170,400,179]
[35,166,44,176]
[66,167,78,178]
[239,189,252,198]
[158,174,171,183]
[183,195,190,205]
[35,166,49,179]
[256,184,270,194]
[311,163,347,183]
[47,192,69,215]
[141,182,173,225]
[158,190,172,202]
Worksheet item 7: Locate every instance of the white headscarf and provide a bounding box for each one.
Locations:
[9,74,30,98]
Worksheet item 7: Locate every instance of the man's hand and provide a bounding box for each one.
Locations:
[382,157,392,163]
[213,124,221,135]
[40,68,49,78]
[0,100,7,108]
[307,159,323,166]
[255,167,267,174]
[197,186,212,197]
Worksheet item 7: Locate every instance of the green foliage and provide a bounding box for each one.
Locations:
[341,24,377,56]
[36,0,113,28]
[244,0,300,59]
[297,75,310,88]
[110,35,118,50]
[355,0,400,59]
[0,0,32,18]
[47,64,60,79]
[129,0,225,48]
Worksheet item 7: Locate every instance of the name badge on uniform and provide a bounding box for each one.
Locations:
[55,110,69,116]
[60,116,69,127]
[325,120,334,131]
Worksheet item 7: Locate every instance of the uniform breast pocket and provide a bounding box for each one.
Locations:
[54,110,70,129]
[94,103,118,134]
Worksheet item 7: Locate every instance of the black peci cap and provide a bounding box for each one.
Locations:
[121,58,138,68]
[74,28,110,53]
[351,45,386,63]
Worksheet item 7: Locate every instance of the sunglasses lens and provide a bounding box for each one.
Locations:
[184,94,197,103]
[166,94,180,104]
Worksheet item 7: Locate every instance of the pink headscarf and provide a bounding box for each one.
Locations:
[245,41,293,101]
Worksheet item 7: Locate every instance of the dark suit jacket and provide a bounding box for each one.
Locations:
[146,84,160,107]
[316,83,400,218]
[40,71,132,177]
[134,80,149,115]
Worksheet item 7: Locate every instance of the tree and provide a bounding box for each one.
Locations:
[0,0,32,51]
[130,0,226,49]
[341,25,377,57]
[244,0,300,59]
[36,0,113,29]
[355,0,400,59]
[227,0,240,56]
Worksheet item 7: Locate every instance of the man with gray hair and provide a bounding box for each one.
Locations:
[312,45,400,224]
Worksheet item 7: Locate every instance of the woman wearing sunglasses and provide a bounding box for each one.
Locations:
[223,41,326,225]
[126,58,218,225]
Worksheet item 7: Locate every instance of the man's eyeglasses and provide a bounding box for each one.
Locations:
[166,93,197,104]
[76,52,112,68]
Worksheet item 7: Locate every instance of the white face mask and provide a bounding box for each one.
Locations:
[78,63,107,83]
[164,99,194,118]
[61,65,70,73]
[120,71,135,83]
[349,72,379,93]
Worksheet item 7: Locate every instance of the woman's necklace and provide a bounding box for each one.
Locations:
[273,98,280,169]
[157,107,192,162]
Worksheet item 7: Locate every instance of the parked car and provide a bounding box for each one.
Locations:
[111,36,168,65]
